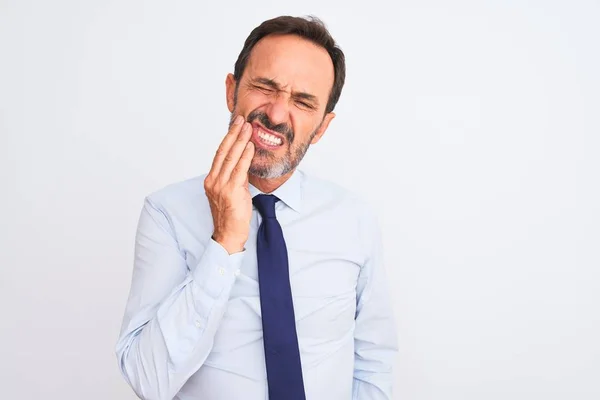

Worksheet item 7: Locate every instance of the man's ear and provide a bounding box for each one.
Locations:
[225,73,236,112]
[310,112,336,144]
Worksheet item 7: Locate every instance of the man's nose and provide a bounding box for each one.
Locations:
[265,94,290,126]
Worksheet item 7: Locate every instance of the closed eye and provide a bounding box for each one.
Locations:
[254,85,274,94]
[295,99,316,110]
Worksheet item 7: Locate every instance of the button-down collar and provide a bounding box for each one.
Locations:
[248,168,303,213]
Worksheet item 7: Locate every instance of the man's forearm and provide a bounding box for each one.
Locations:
[116,200,244,400]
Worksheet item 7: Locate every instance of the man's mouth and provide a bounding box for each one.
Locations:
[251,123,285,149]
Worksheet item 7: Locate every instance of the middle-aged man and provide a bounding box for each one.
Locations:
[116,15,398,400]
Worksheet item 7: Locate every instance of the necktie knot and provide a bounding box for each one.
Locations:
[253,194,279,219]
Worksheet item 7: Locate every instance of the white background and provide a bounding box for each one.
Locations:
[1,0,599,399]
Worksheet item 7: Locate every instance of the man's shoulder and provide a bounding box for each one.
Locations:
[302,171,382,248]
[302,170,375,217]
[144,173,209,210]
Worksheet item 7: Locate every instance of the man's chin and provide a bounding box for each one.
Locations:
[253,145,279,157]
[249,160,289,180]
[249,166,278,180]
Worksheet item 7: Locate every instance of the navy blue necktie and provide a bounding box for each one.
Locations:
[253,194,306,400]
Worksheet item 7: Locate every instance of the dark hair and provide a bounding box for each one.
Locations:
[233,15,346,114]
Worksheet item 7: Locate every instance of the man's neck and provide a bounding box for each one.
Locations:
[248,169,295,194]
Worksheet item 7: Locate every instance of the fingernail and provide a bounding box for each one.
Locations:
[234,115,244,125]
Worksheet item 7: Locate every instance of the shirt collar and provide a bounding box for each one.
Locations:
[248,168,304,213]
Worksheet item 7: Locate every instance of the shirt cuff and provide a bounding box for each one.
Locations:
[191,238,246,299]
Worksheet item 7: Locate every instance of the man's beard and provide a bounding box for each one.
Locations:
[229,109,317,179]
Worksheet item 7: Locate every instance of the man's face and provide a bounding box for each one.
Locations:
[226,34,335,179]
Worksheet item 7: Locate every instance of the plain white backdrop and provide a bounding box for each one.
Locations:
[1,0,599,399]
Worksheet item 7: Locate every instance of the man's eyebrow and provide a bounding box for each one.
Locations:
[251,76,319,107]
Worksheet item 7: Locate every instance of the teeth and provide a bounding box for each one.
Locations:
[257,130,282,145]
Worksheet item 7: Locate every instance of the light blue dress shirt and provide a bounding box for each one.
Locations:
[115,169,398,400]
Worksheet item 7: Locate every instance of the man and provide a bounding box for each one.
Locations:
[116,15,398,400]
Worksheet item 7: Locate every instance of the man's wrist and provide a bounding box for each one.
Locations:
[211,233,245,254]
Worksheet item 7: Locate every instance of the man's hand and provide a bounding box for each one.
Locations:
[204,115,255,254]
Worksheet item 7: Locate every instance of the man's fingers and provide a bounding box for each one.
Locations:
[208,115,245,179]
[219,122,253,182]
[231,140,255,186]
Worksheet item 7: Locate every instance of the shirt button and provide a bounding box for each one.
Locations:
[195,320,202,328]
[218,267,225,276]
